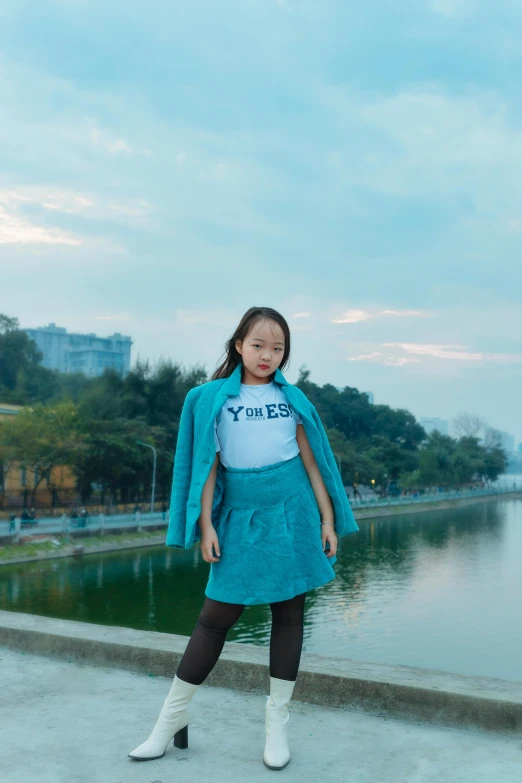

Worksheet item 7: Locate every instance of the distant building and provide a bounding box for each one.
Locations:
[483,428,516,453]
[24,322,132,378]
[500,431,515,453]
[494,430,515,453]
[419,417,449,436]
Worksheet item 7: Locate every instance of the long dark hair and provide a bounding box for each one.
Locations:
[211,307,291,381]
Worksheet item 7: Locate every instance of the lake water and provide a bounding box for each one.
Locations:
[1,496,521,683]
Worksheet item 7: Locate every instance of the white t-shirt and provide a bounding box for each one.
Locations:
[214,380,303,468]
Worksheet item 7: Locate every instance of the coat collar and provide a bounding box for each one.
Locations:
[219,360,289,399]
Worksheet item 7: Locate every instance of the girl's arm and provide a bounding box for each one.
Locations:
[198,452,220,533]
[296,423,335,526]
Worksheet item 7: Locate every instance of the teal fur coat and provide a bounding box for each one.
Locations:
[166,361,359,549]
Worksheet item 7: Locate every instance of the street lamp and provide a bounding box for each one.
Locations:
[136,440,157,514]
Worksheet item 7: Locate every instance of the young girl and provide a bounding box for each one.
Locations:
[129,306,359,770]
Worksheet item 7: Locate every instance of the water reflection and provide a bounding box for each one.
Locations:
[1,497,520,682]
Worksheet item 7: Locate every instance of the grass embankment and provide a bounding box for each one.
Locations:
[0,530,165,564]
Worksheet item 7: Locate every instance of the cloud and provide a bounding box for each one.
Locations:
[432,0,469,17]
[106,138,133,154]
[379,309,433,317]
[108,201,153,218]
[89,125,143,155]
[0,189,125,253]
[0,205,82,246]
[331,308,432,324]
[0,187,154,249]
[331,309,372,324]
[94,312,130,321]
[347,351,421,365]
[43,196,95,212]
[0,187,95,215]
[383,342,522,363]
[385,356,422,366]
[344,341,522,367]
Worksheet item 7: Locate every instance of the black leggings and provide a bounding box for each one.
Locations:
[176,592,306,685]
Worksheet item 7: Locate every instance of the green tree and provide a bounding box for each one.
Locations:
[0,400,80,504]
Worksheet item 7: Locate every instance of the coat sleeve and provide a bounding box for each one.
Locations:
[308,402,359,537]
[166,389,195,548]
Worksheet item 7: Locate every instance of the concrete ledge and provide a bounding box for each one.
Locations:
[1,610,521,736]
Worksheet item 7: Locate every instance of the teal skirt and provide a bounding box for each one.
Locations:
[204,453,337,605]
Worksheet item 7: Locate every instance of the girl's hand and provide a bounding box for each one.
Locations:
[321,523,337,558]
[200,526,221,563]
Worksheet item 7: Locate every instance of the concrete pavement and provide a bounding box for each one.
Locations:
[1,645,521,783]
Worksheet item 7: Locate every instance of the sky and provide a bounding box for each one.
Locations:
[1,0,521,445]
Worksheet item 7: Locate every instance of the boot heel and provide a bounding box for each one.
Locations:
[173,724,188,749]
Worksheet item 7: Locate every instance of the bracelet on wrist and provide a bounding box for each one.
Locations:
[321,521,335,526]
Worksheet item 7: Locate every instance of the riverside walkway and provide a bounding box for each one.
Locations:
[1,484,519,540]
[1,612,521,783]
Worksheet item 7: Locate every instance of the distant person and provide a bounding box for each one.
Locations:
[161,502,167,521]
[8,513,16,533]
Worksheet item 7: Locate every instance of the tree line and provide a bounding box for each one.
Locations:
[0,314,508,508]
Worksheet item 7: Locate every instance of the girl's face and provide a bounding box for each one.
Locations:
[235,319,285,384]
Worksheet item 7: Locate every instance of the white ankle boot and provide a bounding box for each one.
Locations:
[263,676,296,770]
[128,674,201,761]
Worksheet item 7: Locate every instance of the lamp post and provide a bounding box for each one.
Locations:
[136,440,157,514]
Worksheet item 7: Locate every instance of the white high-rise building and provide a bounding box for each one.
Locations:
[420,417,449,436]
[24,323,132,378]
[498,430,515,453]
[483,428,516,453]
